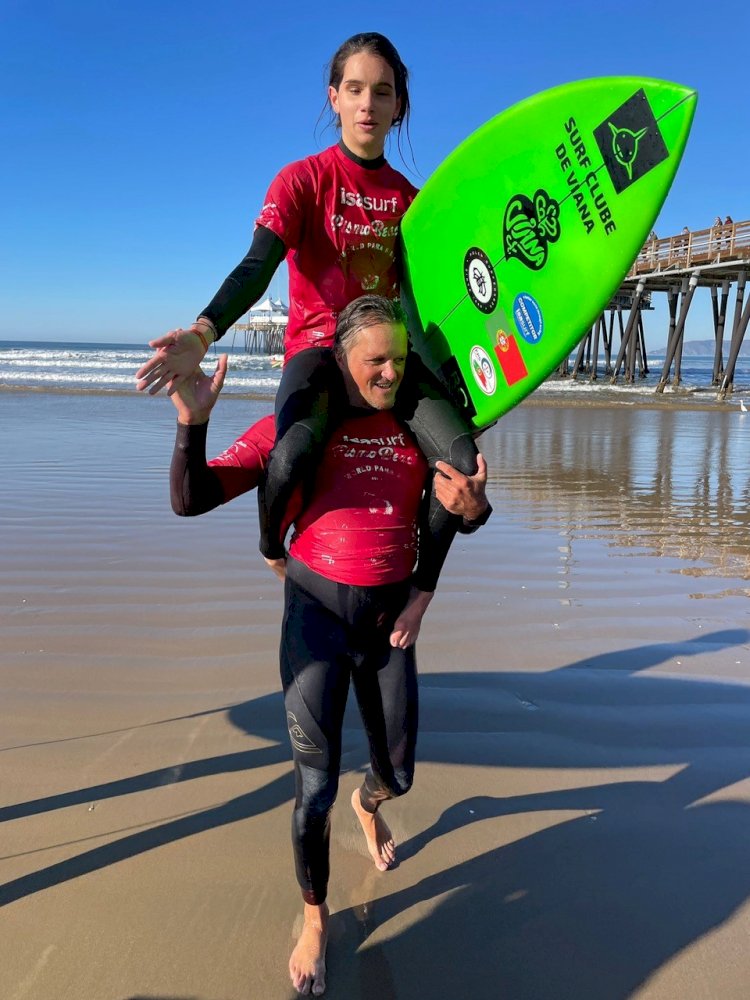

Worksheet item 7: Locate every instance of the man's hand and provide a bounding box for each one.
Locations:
[264,555,288,582]
[434,453,489,522]
[136,326,211,396]
[170,355,228,425]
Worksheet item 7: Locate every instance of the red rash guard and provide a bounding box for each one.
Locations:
[256,144,418,361]
[289,411,428,586]
[207,413,275,502]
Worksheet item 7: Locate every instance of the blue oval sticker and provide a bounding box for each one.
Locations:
[513,292,544,344]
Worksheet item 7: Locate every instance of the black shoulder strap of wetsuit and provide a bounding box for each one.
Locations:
[198,225,286,339]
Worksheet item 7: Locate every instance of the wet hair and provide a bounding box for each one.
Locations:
[334,294,408,363]
[319,32,415,167]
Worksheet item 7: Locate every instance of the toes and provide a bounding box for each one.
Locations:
[290,960,310,994]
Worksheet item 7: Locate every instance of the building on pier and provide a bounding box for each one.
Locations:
[228,296,288,354]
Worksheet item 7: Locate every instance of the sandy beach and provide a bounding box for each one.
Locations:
[3,390,750,999]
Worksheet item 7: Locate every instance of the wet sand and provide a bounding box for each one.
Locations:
[2,392,750,999]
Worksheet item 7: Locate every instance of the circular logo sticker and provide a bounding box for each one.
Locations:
[464,248,498,314]
[469,346,497,396]
[513,292,544,343]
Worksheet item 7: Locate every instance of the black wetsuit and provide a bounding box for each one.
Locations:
[169,414,490,906]
[282,557,417,905]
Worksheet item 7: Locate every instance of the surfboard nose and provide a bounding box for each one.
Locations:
[400,77,697,429]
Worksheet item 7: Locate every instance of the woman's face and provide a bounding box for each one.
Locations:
[329,51,401,159]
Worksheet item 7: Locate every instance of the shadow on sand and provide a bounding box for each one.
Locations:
[4,629,750,998]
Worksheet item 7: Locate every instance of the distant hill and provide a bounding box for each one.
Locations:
[651,339,750,357]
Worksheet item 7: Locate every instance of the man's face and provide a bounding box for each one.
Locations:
[338,320,408,410]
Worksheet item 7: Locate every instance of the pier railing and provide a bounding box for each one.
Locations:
[560,218,750,396]
[628,220,750,275]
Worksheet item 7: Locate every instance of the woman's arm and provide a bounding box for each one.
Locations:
[198,226,286,337]
[136,226,285,395]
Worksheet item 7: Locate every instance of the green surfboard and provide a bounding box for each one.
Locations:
[400,77,697,429]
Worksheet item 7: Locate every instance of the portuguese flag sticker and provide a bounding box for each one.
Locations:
[494,331,528,386]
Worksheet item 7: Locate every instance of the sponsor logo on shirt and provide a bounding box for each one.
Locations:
[339,188,400,212]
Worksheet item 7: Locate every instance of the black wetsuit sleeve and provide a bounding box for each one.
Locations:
[197,226,286,339]
[170,422,226,516]
[457,502,493,534]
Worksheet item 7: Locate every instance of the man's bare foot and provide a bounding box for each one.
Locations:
[351,788,396,871]
[289,902,328,996]
[390,587,433,648]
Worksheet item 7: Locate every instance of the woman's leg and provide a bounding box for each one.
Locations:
[258,348,342,558]
[396,351,479,592]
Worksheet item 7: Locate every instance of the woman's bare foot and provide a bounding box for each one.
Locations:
[390,587,433,648]
[289,902,328,996]
[351,788,396,871]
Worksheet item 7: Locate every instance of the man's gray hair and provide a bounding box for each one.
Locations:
[333,295,408,363]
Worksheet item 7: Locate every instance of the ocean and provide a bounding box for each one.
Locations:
[0,340,282,397]
[2,337,750,595]
[1,339,748,404]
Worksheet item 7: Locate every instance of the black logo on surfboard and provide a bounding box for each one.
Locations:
[593,89,669,194]
[464,247,498,314]
[503,189,561,271]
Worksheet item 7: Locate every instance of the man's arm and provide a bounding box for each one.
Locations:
[168,356,273,516]
[434,454,492,533]
[391,454,490,649]
[169,355,228,515]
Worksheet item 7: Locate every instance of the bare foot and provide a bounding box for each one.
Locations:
[390,587,434,648]
[289,902,328,996]
[351,788,396,871]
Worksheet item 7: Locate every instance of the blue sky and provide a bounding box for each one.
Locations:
[3,0,748,346]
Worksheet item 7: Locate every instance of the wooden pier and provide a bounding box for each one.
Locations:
[227,322,285,355]
[568,218,750,396]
